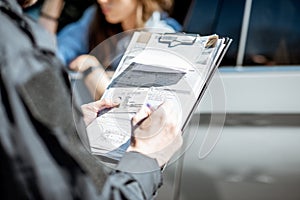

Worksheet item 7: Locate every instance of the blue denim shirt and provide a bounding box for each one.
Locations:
[57,5,182,66]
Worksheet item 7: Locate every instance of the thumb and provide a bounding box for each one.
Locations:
[93,97,121,110]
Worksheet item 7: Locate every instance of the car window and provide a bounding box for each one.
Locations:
[183,0,300,67]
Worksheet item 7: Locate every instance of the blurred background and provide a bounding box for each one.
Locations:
[158,0,300,200]
[25,0,300,199]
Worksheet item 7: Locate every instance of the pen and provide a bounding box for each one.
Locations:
[130,103,153,146]
[130,115,148,146]
[97,107,112,117]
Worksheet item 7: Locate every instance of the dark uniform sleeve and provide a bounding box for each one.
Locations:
[100,152,162,200]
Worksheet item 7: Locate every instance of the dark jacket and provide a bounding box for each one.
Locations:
[0,0,161,199]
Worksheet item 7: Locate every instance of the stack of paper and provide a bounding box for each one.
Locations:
[86,32,232,160]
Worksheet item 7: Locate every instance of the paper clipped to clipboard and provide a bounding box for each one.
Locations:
[86,31,232,160]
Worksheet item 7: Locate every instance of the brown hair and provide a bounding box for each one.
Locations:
[17,0,33,8]
[88,0,173,51]
[136,0,173,28]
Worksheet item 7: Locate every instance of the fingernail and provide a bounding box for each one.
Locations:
[113,97,122,104]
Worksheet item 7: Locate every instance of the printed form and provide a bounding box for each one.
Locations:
[86,32,232,159]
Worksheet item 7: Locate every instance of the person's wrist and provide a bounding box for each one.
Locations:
[127,146,164,167]
[82,66,98,78]
[40,11,58,21]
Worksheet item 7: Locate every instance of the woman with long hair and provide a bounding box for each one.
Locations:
[57,0,182,100]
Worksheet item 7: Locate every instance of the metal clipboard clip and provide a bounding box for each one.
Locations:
[159,33,198,47]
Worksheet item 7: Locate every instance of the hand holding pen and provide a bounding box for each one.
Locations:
[128,101,183,167]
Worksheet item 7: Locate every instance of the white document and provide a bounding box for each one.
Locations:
[86,32,232,159]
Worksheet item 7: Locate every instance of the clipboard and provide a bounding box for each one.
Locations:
[86,31,232,160]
